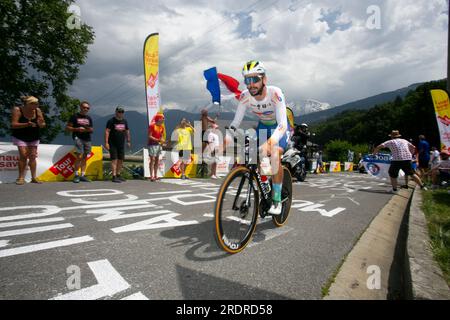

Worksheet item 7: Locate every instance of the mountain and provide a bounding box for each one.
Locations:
[295,83,423,124]
[288,99,331,116]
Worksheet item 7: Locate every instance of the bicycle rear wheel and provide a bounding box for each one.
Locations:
[214,166,259,254]
[272,166,292,227]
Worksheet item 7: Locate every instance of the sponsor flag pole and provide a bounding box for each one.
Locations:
[430,89,450,151]
[143,33,160,127]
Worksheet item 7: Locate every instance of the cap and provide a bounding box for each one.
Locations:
[153,113,165,122]
[116,106,125,113]
[389,130,401,138]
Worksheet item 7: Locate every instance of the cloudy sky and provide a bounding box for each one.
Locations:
[69,0,449,115]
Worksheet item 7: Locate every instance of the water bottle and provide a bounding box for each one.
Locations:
[261,175,271,194]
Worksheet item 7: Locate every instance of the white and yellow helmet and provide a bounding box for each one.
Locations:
[242,60,266,77]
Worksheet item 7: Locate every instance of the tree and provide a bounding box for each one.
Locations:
[0,0,94,142]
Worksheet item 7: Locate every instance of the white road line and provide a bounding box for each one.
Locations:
[120,292,149,300]
[248,226,293,247]
[148,190,192,195]
[50,259,130,300]
[0,223,73,238]
[0,235,94,258]
[0,217,66,228]
[0,240,10,248]
[226,216,251,225]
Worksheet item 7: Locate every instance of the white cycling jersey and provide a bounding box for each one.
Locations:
[230,85,288,144]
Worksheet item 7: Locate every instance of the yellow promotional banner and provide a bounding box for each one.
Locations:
[144,33,160,127]
[430,89,450,151]
[0,143,103,183]
[286,106,295,129]
[344,162,354,172]
[330,161,341,172]
[39,146,103,182]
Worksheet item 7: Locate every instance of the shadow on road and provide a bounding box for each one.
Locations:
[159,215,289,262]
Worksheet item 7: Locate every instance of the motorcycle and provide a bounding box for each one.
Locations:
[281,142,307,182]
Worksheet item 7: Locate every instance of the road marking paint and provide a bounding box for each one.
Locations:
[50,259,130,300]
[0,223,73,238]
[148,190,192,195]
[0,240,10,248]
[121,292,149,300]
[226,216,251,225]
[90,209,172,222]
[0,236,94,258]
[111,213,198,233]
[248,226,293,247]
[0,217,66,228]
[0,206,62,222]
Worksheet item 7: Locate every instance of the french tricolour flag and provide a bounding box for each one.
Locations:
[204,67,241,105]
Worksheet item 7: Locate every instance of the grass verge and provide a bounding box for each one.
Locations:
[421,189,450,286]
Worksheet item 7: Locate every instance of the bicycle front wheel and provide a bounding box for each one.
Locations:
[214,166,259,254]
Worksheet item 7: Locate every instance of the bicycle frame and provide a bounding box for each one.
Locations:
[230,163,273,218]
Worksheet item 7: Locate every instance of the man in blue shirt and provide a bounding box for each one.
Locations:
[417,135,430,177]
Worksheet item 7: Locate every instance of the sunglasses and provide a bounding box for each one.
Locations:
[244,75,263,85]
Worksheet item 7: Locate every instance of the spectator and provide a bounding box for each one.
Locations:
[105,106,131,183]
[200,108,217,150]
[430,146,440,167]
[417,135,430,177]
[199,109,217,177]
[66,101,94,183]
[372,130,427,192]
[431,149,450,189]
[317,150,324,173]
[175,118,194,179]
[10,96,46,185]
[206,123,220,179]
[147,113,165,182]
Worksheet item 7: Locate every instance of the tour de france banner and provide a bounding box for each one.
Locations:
[329,161,341,172]
[362,153,404,179]
[144,33,160,126]
[430,89,450,151]
[344,162,354,172]
[0,142,103,183]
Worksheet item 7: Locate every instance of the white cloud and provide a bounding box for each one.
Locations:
[70,0,448,115]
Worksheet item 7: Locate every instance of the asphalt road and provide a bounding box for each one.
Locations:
[0,172,394,300]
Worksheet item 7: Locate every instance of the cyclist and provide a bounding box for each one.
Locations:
[225,60,290,215]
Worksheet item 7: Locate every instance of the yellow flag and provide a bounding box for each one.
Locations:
[144,33,160,126]
[430,89,450,151]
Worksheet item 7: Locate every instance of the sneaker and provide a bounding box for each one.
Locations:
[181,175,186,180]
[211,175,218,179]
[268,202,282,215]
[112,176,121,183]
[31,178,42,184]
[420,185,428,191]
[79,176,91,182]
[73,176,80,183]
[15,178,25,185]
[117,175,126,182]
